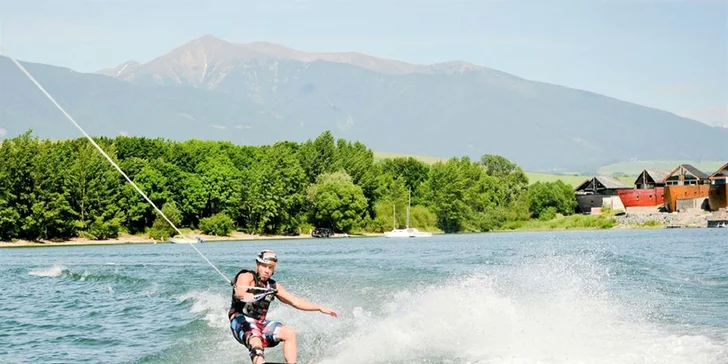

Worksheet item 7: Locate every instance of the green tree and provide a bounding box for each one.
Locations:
[21,140,77,240]
[120,164,170,234]
[178,172,206,227]
[528,181,577,219]
[1,131,38,239]
[306,171,368,233]
[239,143,308,235]
[480,154,529,206]
[149,201,182,240]
[196,152,242,218]
[379,157,430,201]
[299,130,339,183]
[422,158,471,233]
[199,212,234,236]
[66,140,123,237]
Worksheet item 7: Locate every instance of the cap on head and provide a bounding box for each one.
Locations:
[256,249,278,265]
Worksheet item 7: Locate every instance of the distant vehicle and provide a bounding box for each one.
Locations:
[312,227,333,238]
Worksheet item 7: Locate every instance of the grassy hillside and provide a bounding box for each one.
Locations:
[373,151,446,165]
[373,152,636,187]
[525,172,633,187]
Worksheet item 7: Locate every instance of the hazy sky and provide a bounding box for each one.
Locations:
[1,0,726,126]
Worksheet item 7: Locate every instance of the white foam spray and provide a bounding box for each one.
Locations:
[177,253,728,364]
[314,254,728,364]
[28,264,66,277]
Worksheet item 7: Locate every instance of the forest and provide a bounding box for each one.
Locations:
[0,130,600,242]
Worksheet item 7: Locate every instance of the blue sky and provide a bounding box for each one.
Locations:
[1,0,726,125]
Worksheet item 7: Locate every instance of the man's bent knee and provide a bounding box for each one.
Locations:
[246,334,263,348]
[278,326,296,341]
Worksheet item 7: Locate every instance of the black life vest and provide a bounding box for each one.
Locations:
[229,269,277,320]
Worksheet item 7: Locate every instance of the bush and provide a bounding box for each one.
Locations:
[199,212,234,236]
[528,181,577,218]
[149,201,182,240]
[538,206,558,221]
[84,217,121,240]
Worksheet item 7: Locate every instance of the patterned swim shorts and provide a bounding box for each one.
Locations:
[230,314,283,348]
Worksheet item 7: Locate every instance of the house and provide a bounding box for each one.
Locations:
[663,164,711,212]
[664,164,710,186]
[708,162,728,211]
[617,169,670,208]
[574,176,631,213]
[634,169,671,189]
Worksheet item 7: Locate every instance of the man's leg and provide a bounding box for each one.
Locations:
[246,335,266,364]
[277,325,297,364]
[231,316,267,364]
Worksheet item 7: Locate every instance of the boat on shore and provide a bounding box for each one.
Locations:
[384,190,432,238]
[169,237,204,244]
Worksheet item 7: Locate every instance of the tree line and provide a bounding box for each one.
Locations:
[0,130,578,241]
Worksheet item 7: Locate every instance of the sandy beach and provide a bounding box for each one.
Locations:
[0,231,373,248]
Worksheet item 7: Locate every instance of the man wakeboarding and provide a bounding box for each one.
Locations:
[229,250,338,364]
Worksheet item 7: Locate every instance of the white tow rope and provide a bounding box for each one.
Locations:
[4,49,233,286]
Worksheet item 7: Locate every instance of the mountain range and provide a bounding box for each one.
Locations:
[1,34,726,172]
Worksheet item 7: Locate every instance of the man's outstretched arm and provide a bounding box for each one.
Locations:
[276,283,339,317]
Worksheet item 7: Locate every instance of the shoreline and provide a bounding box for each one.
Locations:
[2,223,719,248]
[0,231,381,248]
[3,208,725,248]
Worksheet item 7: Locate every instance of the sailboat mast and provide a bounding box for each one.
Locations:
[406,188,411,229]
[393,204,396,229]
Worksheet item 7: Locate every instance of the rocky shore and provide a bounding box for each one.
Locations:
[615,207,728,228]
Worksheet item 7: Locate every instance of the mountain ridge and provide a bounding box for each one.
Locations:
[97,34,508,86]
[2,35,726,173]
[96,34,703,121]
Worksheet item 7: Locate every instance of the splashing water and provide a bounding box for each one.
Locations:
[28,264,66,277]
[3,230,727,364]
[310,252,727,364]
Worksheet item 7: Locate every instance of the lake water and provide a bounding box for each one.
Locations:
[2,229,727,364]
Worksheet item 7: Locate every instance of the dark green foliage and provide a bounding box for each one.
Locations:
[528,181,578,218]
[379,157,430,204]
[238,142,308,235]
[149,201,182,240]
[306,171,369,233]
[0,129,591,242]
[85,217,121,240]
[199,212,234,236]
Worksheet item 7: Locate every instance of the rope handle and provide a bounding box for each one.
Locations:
[233,286,279,303]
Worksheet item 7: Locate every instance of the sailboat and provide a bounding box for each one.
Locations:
[384,190,432,238]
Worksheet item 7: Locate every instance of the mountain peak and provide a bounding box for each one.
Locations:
[197,34,225,42]
[99,34,495,82]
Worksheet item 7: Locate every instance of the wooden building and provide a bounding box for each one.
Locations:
[617,169,670,207]
[663,164,711,212]
[708,162,728,211]
[574,176,631,213]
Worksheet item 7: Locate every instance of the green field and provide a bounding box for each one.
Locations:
[524,172,634,187]
[373,151,447,165]
[373,152,637,187]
